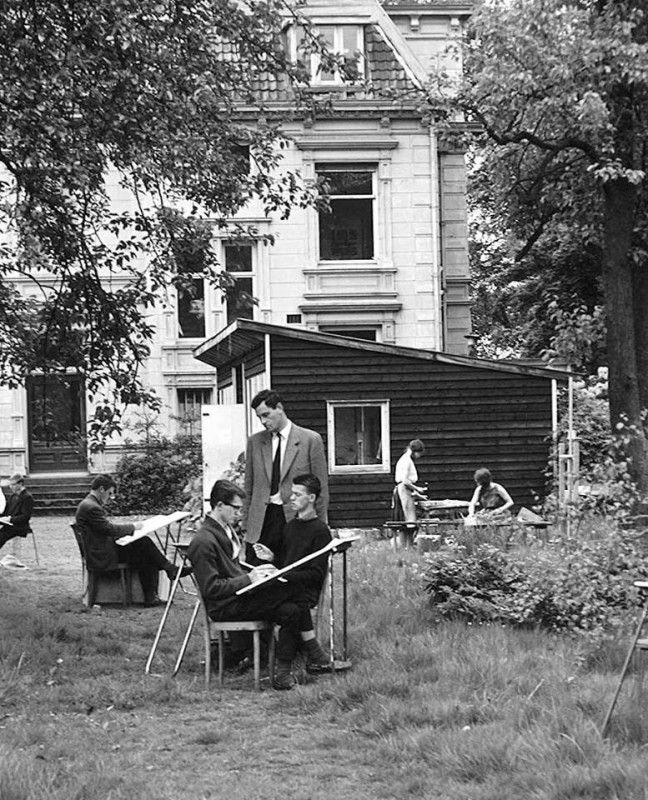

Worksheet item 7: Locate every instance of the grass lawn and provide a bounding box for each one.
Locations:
[1,516,648,799]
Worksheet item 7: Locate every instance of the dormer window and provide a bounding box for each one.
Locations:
[291,24,365,86]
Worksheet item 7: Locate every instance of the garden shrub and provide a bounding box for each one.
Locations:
[422,536,648,638]
[112,434,202,514]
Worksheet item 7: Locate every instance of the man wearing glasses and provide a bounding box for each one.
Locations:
[188,478,329,690]
[0,474,34,553]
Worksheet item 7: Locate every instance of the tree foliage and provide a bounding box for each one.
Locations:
[439,0,648,492]
[0,0,321,446]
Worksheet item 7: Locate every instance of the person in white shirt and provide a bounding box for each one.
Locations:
[393,439,427,548]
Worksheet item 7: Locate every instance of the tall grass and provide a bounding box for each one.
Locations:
[2,522,648,798]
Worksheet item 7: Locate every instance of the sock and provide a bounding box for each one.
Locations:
[275,659,293,678]
[302,638,328,664]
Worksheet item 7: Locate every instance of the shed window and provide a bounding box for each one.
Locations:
[327,400,390,474]
[317,167,375,261]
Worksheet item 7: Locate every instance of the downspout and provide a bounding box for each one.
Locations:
[429,125,443,349]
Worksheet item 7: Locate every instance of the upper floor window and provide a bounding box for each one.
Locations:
[177,277,205,339]
[291,24,365,86]
[224,243,255,326]
[317,166,376,261]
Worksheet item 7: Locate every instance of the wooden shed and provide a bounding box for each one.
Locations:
[194,320,570,528]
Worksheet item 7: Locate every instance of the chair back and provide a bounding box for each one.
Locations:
[70,522,88,563]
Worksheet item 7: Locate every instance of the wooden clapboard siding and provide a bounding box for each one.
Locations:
[268,335,553,527]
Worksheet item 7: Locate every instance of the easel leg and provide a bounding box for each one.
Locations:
[145,561,186,674]
[172,599,202,677]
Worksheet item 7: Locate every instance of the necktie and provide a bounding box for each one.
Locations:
[270,433,281,495]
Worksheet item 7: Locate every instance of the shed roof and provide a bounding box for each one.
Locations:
[194,319,572,381]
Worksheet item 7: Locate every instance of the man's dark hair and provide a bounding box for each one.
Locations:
[251,389,283,410]
[292,473,321,499]
[91,474,116,491]
[209,479,246,509]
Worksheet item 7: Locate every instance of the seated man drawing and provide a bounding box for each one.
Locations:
[0,474,35,553]
[75,474,191,607]
[187,479,331,690]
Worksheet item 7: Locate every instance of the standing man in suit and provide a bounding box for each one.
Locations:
[0,474,35,552]
[242,389,329,557]
[75,474,191,607]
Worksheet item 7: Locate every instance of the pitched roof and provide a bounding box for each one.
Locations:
[194,319,572,381]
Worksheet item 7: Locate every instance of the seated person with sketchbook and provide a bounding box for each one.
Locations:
[75,474,191,607]
[0,474,35,553]
[187,478,332,690]
[252,473,331,609]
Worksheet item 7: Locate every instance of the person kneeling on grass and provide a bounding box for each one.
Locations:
[187,479,331,691]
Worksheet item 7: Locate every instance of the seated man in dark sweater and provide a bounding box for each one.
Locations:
[272,473,332,609]
[0,474,35,553]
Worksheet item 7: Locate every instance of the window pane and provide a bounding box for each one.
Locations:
[321,171,372,196]
[178,388,212,436]
[227,277,254,326]
[225,244,253,273]
[320,198,374,260]
[319,25,335,46]
[334,406,382,466]
[342,26,358,54]
[177,278,205,338]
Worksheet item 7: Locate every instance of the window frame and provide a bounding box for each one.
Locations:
[176,276,206,340]
[177,387,213,436]
[316,164,377,263]
[326,399,391,475]
[290,24,365,87]
[223,242,256,326]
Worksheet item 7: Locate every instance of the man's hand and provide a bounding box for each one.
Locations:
[249,565,279,584]
[252,543,275,562]
[133,521,144,530]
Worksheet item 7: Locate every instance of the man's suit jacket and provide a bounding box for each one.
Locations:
[242,423,329,543]
[75,493,135,572]
[3,489,34,537]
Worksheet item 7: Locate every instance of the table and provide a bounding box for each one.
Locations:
[417,499,470,521]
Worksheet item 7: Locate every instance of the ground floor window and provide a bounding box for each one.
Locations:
[326,399,390,474]
[177,388,212,436]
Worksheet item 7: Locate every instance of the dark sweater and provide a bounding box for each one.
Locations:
[278,516,332,607]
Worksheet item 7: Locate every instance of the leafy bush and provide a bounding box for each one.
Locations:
[422,536,648,638]
[112,434,201,514]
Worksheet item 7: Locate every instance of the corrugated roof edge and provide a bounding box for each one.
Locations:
[194,319,574,381]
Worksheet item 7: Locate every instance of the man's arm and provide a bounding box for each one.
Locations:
[77,501,134,539]
[241,436,254,533]
[310,432,329,523]
[9,493,34,528]
[187,536,251,602]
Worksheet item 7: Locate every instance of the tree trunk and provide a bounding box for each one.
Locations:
[602,179,648,496]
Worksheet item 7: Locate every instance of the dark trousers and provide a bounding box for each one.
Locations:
[213,582,312,663]
[259,504,286,556]
[119,538,169,600]
[0,528,26,550]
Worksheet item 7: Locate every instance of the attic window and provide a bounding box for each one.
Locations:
[293,25,365,86]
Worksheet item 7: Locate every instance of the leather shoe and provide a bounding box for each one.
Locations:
[306,659,353,674]
[167,564,193,581]
[143,598,165,608]
[272,673,296,691]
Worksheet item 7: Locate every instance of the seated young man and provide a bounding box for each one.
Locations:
[187,479,330,690]
[75,474,191,607]
[0,474,35,553]
[254,473,331,609]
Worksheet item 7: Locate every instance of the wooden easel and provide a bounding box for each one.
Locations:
[601,581,648,737]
